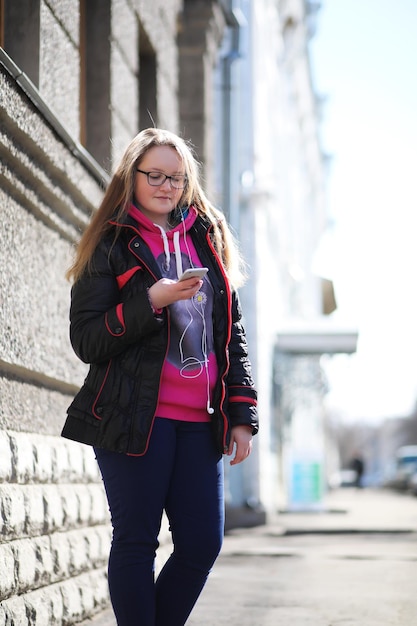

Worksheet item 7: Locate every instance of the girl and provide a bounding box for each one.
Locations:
[62,128,258,625]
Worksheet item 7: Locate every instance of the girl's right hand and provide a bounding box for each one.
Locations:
[148,277,203,309]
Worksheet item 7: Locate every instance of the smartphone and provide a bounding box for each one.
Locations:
[178,267,209,281]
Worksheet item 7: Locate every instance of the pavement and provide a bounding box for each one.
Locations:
[79,488,417,625]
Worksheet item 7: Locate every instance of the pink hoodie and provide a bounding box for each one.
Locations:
[129,204,218,422]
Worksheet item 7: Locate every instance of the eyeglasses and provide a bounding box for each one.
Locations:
[136,169,187,189]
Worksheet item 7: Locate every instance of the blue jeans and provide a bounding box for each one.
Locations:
[95,418,224,626]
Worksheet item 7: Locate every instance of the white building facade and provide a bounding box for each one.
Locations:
[215,0,355,515]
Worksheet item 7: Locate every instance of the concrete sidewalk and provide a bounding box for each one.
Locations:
[80,488,417,625]
[275,486,417,534]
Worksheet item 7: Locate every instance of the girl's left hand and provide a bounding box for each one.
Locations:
[227,425,253,465]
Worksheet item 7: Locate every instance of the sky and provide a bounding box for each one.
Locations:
[309,0,417,422]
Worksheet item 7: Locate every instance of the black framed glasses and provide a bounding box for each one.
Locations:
[136,169,187,189]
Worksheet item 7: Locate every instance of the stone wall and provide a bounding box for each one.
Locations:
[0,431,110,624]
[0,54,110,623]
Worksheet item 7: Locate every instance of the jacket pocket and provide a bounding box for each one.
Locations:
[68,360,117,422]
[92,361,112,419]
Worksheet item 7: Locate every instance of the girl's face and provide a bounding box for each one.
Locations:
[134,145,185,228]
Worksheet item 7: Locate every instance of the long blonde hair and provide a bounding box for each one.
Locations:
[67,128,246,287]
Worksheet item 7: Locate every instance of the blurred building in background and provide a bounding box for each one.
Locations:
[0,0,356,622]
[214,0,357,516]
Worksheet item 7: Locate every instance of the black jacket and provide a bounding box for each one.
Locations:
[62,213,258,455]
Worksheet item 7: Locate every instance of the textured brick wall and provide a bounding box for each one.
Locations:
[0,48,111,620]
[0,431,111,625]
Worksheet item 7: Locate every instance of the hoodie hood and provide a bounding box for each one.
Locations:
[128,203,198,279]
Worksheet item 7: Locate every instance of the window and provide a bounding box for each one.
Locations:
[1,0,41,86]
[80,0,111,168]
[138,21,157,130]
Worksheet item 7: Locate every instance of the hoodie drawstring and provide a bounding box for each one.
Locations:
[153,224,185,279]
[153,224,171,273]
[173,231,183,278]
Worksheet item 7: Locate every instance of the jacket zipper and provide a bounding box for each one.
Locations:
[125,229,169,456]
[204,225,232,452]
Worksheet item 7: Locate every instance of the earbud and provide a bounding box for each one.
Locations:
[207,401,214,415]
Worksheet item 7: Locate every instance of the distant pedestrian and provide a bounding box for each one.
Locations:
[61,127,258,625]
[349,455,365,488]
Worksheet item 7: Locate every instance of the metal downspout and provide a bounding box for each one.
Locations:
[221,4,246,231]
